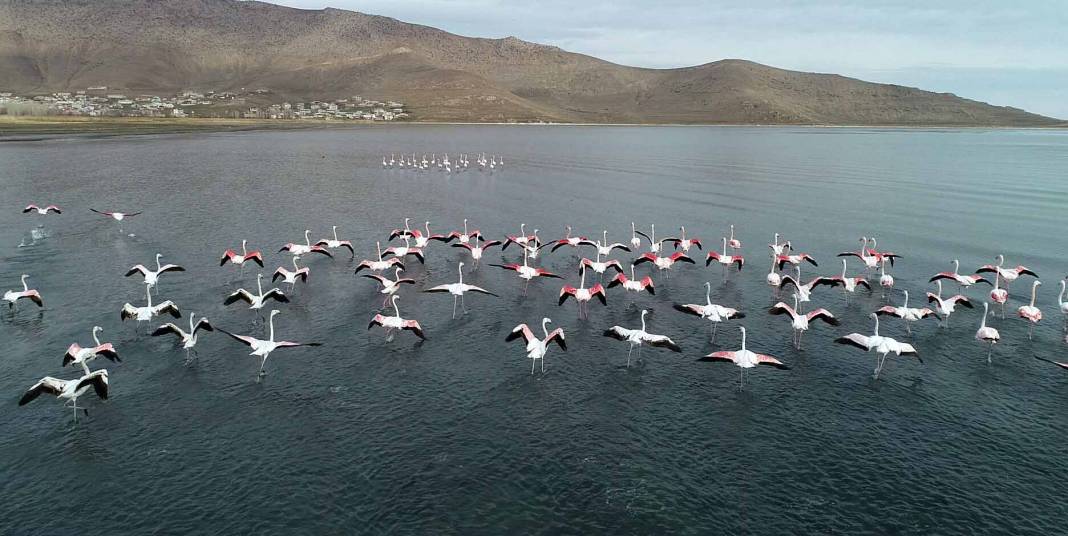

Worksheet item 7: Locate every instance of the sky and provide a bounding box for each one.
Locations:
[273,1,1068,119]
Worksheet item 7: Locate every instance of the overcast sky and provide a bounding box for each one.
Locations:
[274,1,1068,119]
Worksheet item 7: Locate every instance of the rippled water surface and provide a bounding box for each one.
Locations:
[2,126,1067,534]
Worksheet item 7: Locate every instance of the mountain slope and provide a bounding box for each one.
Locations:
[0,0,1058,125]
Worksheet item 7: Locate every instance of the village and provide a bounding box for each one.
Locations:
[0,87,409,121]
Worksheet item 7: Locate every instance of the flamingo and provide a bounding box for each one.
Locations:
[879,258,895,299]
[975,302,1001,362]
[120,284,180,326]
[826,259,871,294]
[502,223,538,250]
[1034,356,1068,370]
[630,222,642,250]
[875,290,938,335]
[451,233,501,268]
[224,273,289,311]
[279,230,333,258]
[705,237,744,272]
[152,313,214,361]
[775,251,818,270]
[976,255,1038,292]
[836,313,920,379]
[90,208,140,224]
[23,204,61,215]
[838,237,878,269]
[126,253,185,294]
[424,262,498,318]
[355,242,405,274]
[766,256,781,288]
[634,251,695,273]
[489,249,562,293]
[672,281,745,344]
[315,226,355,257]
[929,260,989,292]
[521,229,543,260]
[1017,280,1043,339]
[547,225,596,252]
[727,224,741,250]
[3,274,44,310]
[633,224,662,253]
[388,217,415,241]
[779,266,840,307]
[506,318,566,374]
[865,237,902,266]
[579,250,624,278]
[18,370,109,423]
[595,230,631,256]
[926,280,974,327]
[219,310,322,376]
[272,256,310,289]
[362,267,416,306]
[989,272,1009,317]
[663,226,702,252]
[603,309,682,366]
[699,327,787,387]
[1059,279,1068,331]
[447,219,481,245]
[368,296,426,340]
[769,295,839,349]
[63,326,120,375]
[220,240,265,269]
[607,265,655,295]
[558,266,606,319]
[769,233,789,256]
[411,221,452,248]
[382,236,425,264]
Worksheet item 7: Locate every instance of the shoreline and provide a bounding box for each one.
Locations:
[1,116,1065,141]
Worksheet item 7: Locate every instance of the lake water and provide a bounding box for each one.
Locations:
[1,126,1067,534]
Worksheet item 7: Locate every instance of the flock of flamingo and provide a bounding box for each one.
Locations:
[8,202,1068,424]
[381,152,502,172]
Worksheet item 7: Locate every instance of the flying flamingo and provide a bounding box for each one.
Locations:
[18,370,109,423]
[579,250,624,279]
[699,327,787,387]
[976,255,1037,293]
[447,219,481,245]
[502,223,538,250]
[558,266,606,319]
[489,249,562,293]
[603,309,682,366]
[219,309,322,376]
[126,253,185,294]
[424,262,498,318]
[411,221,453,248]
[634,251,695,273]
[838,237,878,269]
[825,259,871,294]
[152,313,214,361]
[355,242,405,274]
[362,266,416,306]
[835,313,920,379]
[63,326,120,375]
[279,230,333,258]
[929,260,989,293]
[3,274,44,311]
[220,240,265,271]
[663,226,702,252]
[121,285,180,327]
[368,296,426,340]
[23,204,61,215]
[769,295,839,349]
[779,266,840,307]
[633,224,662,253]
[607,265,655,295]
[865,237,902,266]
[595,230,631,256]
[1017,280,1043,339]
[926,280,974,327]
[272,256,310,290]
[975,302,1001,362]
[672,281,745,344]
[90,208,140,232]
[769,233,790,256]
[224,273,289,312]
[521,229,543,260]
[775,251,818,270]
[388,217,415,240]
[875,290,938,335]
[705,237,746,273]
[315,226,355,257]
[727,224,741,250]
[451,233,501,268]
[548,225,596,252]
[505,318,566,374]
[382,236,425,264]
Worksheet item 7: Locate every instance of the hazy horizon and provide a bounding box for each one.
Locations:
[274,0,1067,119]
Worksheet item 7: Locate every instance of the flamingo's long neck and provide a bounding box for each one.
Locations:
[463,219,468,235]
[903,290,909,308]
[241,240,247,256]
[257,276,263,296]
[880,259,886,276]
[1059,281,1065,305]
[640,311,647,332]
[579,267,586,289]
[21,275,28,291]
[304,230,311,246]
[873,315,880,336]
[376,242,383,260]
[145,284,153,308]
[292,256,300,271]
[722,237,727,255]
[458,264,464,285]
[1030,282,1038,307]
[729,225,734,241]
[953,259,960,275]
[92,328,101,346]
[333,226,339,241]
[156,254,162,271]
[541,319,550,338]
[630,265,635,280]
[681,227,686,241]
[841,259,847,278]
[740,328,747,351]
[392,297,400,317]
[936,280,943,298]
[189,313,196,332]
[980,304,989,329]
[704,283,711,305]
[268,314,276,341]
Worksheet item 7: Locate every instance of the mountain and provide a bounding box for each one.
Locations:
[0,0,1059,126]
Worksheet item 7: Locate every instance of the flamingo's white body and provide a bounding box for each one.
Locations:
[152,313,214,359]
[875,290,938,335]
[630,222,642,250]
[121,285,180,325]
[273,257,310,288]
[596,230,631,256]
[280,230,333,258]
[664,226,702,252]
[425,262,498,318]
[3,274,43,310]
[975,302,1001,362]
[634,251,694,272]
[383,237,425,264]
[926,280,973,327]
[580,250,624,277]
[63,326,119,375]
[634,224,662,254]
[879,258,895,298]
[1058,279,1068,331]
[558,266,606,319]
[315,226,355,257]
[362,267,415,306]
[826,259,871,293]
[368,296,426,340]
[126,253,185,293]
[603,309,682,366]
[700,327,787,387]
[930,259,989,291]
[355,242,406,274]
[1017,280,1043,339]
[673,281,744,344]
[220,240,265,268]
[608,265,655,295]
[836,314,920,379]
[727,224,741,250]
[224,273,289,311]
[411,221,451,249]
[706,237,744,271]
[18,370,109,422]
[769,295,839,349]
[219,310,321,376]
[506,318,567,374]
[452,234,501,267]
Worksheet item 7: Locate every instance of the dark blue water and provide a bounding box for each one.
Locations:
[1,126,1067,534]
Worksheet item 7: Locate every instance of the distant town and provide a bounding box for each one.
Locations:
[0,87,409,121]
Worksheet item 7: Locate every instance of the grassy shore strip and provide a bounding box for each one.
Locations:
[0,116,378,139]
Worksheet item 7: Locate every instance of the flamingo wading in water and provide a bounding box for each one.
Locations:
[672,281,745,345]
[424,262,498,318]
[506,318,566,374]
[219,309,322,377]
[603,309,682,367]
[699,327,787,388]
[836,313,921,379]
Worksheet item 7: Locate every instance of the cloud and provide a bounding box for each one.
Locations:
[271,0,1068,118]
